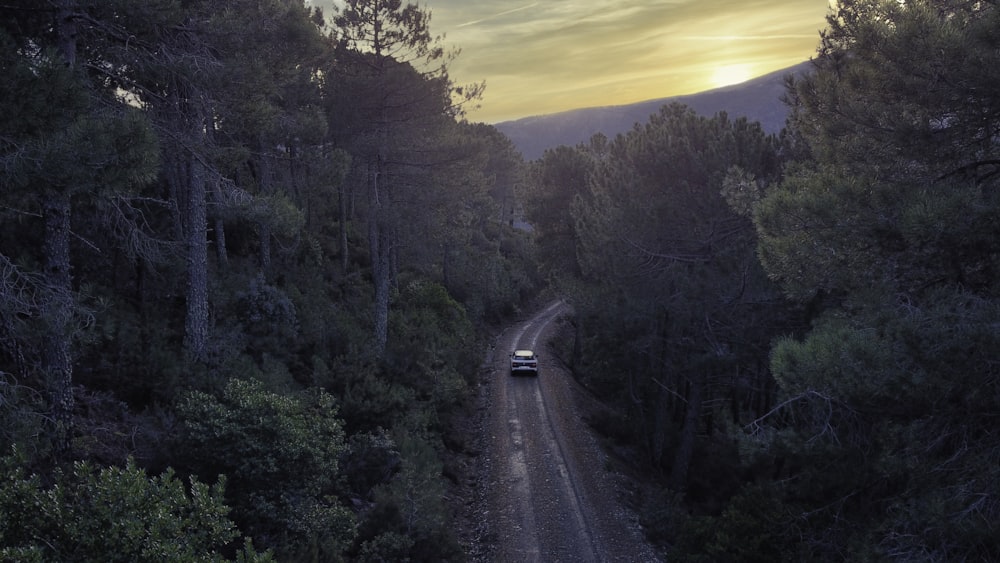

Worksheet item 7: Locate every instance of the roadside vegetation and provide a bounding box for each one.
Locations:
[2,0,997,561]
[1,1,537,560]
[529,1,1000,560]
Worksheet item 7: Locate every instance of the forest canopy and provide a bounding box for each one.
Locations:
[0,0,532,560]
[2,0,998,560]
[528,0,1000,560]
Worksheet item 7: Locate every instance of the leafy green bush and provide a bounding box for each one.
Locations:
[236,273,300,361]
[339,429,400,503]
[0,452,270,562]
[337,365,416,434]
[670,484,793,563]
[174,378,354,560]
[388,279,478,377]
[351,429,462,562]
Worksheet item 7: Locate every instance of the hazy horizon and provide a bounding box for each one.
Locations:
[309,0,832,123]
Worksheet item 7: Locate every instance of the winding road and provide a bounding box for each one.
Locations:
[472,301,660,562]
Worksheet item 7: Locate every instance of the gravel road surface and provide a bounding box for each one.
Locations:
[455,301,662,562]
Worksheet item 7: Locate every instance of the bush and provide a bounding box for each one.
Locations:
[670,484,793,563]
[174,378,355,560]
[351,429,462,561]
[0,451,270,562]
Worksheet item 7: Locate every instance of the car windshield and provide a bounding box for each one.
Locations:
[514,351,534,360]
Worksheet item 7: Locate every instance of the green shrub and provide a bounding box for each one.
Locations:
[0,452,270,562]
[236,273,300,361]
[388,279,478,383]
[671,484,793,563]
[356,531,414,563]
[340,429,400,502]
[338,366,416,434]
[174,378,355,560]
[351,429,462,561]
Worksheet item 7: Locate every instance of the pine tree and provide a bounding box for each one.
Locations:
[0,1,159,457]
[569,104,787,488]
[753,0,1000,558]
[330,0,481,357]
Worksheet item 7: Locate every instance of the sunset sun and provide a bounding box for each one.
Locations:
[710,63,754,88]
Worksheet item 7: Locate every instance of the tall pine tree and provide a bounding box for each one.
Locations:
[753,0,1000,558]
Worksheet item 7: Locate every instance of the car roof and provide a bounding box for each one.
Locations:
[513,349,534,356]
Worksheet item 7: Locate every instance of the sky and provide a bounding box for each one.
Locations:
[311,1,833,123]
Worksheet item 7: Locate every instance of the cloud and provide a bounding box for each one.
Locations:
[312,0,830,122]
[455,3,540,28]
[681,34,823,40]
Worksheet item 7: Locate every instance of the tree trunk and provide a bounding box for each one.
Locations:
[650,383,669,468]
[55,0,77,68]
[213,214,228,267]
[442,241,451,291]
[258,220,272,271]
[670,372,704,491]
[46,0,77,458]
[184,150,209,362]
[210,180,228,268]
[339,180,349,272]
[372,225,391,357]
[367,156,392,358]
[572,316,582,369]
[254,144,274,273]
[42,194,74,457]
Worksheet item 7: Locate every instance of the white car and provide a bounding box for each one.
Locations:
[510,349,538,376]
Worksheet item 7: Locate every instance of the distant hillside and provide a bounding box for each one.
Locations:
[495,61,813,160]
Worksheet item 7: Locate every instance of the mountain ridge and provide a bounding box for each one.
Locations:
[494,61,813,160]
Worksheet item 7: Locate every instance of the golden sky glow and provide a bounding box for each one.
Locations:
[314,1,833,123]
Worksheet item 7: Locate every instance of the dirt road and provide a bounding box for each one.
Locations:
[462,301,661,562]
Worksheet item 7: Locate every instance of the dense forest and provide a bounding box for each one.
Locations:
[1,0,998,561]
[527,0,999,560]
[1,0,536,560]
